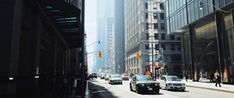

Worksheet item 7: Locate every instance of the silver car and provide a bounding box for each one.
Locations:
[159,75,185,91]
[109,74,122,84]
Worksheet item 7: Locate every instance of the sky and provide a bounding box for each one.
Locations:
[85,0,97,72]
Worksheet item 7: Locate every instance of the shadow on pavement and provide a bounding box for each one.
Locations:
[138,92,164,95]
[88,82,118,98]
[165,89,189,92]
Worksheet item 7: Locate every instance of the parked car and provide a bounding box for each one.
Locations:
[130,75,160,94]
[109,74,123,84]
[159,75,185,91]
[121,74,129,80]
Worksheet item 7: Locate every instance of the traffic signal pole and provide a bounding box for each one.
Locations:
[152,44,154,77]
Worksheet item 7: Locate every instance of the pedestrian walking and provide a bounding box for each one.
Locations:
[185,73,188,82]
[209,71,214,82]
[214,70,221,87]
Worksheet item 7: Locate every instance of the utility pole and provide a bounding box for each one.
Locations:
[152,43,154,77]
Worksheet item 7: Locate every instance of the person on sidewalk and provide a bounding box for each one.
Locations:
[214,70,221,87]
[209,71,214,82]
[185,73,188,82]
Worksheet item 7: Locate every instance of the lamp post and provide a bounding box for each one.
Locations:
[86,40,101,73]
[139,40,156,75]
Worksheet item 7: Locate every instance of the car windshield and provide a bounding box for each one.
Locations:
[112,75,121,78]
[137,76,152,81]
[167,76,181,81]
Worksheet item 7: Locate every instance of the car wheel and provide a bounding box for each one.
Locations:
[130,83,133,91]
[165,84,168,90]
[181,88,185,91]
[155,89,160,94]
[136,86,141,94]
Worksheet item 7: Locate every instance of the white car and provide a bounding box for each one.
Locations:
[159,75,185,91]
[121,74,129,80]
[109,74,122,84]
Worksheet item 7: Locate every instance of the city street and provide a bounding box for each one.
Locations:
[87,78,234,98]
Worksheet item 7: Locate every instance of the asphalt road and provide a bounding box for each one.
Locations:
[87,78,234,98]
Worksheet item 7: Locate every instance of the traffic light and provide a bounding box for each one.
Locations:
[98,51,102,58]
[136,52,140,60]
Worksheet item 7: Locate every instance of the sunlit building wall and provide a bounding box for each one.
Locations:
[124,0,182,76]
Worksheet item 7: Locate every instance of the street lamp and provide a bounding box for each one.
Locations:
[199,1,231,13]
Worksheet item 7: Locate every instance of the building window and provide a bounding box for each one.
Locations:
[145,45,149,50]
[160,13,165,20]
[177,37,181,40]
[155,44,159,50]
[145,13,148,19]
[171,44,175,51]
[177,44,181,51]
[153,13,158,19]
[153,3,157,9]
[161,33,165,40]
[154,33,158,40]
[146,33,149,40]
[161,44,165,50]
[154,23,158,29]
[170,35,175,40]
[145,23,149,29]
[160,3,164,10]
[161,23,165,30]
[145,3,148,9]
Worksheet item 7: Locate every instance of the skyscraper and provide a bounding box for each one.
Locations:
[124,0,182,76]
[114,0,125,74]
[94,0,115,73]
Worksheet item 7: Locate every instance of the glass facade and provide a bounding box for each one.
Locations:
[224,15,234,81]
[193,21,219,79]
[166,0,234,83]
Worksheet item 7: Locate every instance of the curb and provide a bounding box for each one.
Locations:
[186,85,234,93]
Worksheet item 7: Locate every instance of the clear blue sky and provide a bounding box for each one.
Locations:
[85,0,97,71]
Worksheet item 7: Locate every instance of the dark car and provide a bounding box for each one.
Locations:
[130,75,160,94]
[91,73,97,78]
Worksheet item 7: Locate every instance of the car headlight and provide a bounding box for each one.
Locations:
[141,84,145,86]
[155,83,159,86]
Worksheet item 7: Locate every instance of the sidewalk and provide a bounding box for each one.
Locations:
[183,79,234,93]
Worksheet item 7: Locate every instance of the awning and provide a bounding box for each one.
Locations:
[36,0,83,48]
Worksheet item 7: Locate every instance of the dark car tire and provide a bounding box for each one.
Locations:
[155,89,160,94]
[181,88,185,91]
[165,84,168,90]
[130,83,133,91]
[136,86,141,94]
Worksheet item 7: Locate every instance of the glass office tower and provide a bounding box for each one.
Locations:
[166,0,234,83]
